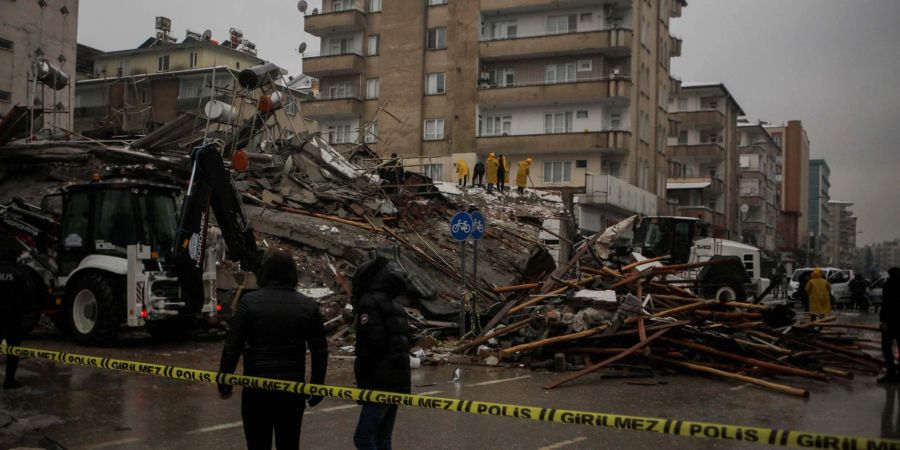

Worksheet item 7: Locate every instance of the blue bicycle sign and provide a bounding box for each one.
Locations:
[470,211,486,240]
[450,212,473,241]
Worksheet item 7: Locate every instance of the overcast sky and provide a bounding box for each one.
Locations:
[78,0,900,245]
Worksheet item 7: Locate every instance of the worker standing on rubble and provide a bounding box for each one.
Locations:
[805,267,832,320]
[879,267,900,383]
[472,160,486,188]
[455,159,469,188]
[516,158,533,194]
[352,255,411,450]
[485,153,499,194]
[498,154,509,193]
[218,250,328,450]
[0,236,29,390]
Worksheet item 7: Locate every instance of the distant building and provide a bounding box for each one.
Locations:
[765,120,810,255]
[0,0,79,133]
[827,200,856,268]
[869,240,900,274]
[666,82,744,239]
[808,159,831,265]
[737,121,781,253]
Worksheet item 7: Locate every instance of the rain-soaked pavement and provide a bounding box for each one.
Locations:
[0,310,893,450]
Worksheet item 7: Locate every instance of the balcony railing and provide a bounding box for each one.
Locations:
[477,77,631,105]
[304,6,367,37]
[480,25,630,42]
[302,52,365,77]
[667,143,725,160]
[480,29,633,60]
[475,130,632,155]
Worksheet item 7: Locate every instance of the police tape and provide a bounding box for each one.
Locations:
[1,344,896,450]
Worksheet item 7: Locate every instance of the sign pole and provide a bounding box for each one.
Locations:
[459,241,466,338]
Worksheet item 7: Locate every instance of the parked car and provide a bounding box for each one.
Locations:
[787,267,854,307]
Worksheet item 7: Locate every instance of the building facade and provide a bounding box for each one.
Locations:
[0,0,80,133]
[766,120,809,255]
[807,159,831,265]
[665,83,744,239]
[827,200,856,268]
[737,121,780,253]
[302,0,687,231]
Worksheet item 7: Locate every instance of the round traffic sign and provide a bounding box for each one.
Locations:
[450,212,473,242]
[470,211,486,240]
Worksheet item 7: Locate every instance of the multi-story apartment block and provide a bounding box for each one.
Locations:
[737,121,781,253]
[666,83,744,239]
[302,0,687,232]
[807,159,831,265]
[766,120,810,255]
[826,200,856,268]
[0,0,79,133]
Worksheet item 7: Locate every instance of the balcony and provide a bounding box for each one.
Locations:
[477,78,630,106]
[302,96,363,119]
[302,53,365,78]
[575,175,658,217]
[304,8,367,37]
[670,35,682,57]
[476,130,631,155]
[677,206,725,229]
[667,143,725,160]
[671,110,725,129]
[667,176,724,194]
[480,29,633,60]
[480,0,594,11]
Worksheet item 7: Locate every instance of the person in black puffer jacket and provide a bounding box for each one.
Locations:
[218,250,328,450]
[352,256,411,450]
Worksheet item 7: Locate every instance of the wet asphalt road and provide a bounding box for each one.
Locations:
[0,310,893,450]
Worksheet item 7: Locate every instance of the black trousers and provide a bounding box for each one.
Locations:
[497,174,505,192]
[884,327,900,376]
[242,387,305,450]
[0,330,21,384]
[472,173,484,187]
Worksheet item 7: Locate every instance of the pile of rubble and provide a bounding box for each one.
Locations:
[445,216,882,397]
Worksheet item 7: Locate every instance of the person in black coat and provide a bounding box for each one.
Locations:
[880,267,900,383]
[0,237,29,390]
[352,256,411,450]
[219,250,329,450]
[472,161,486,188]
[850,273,870,312]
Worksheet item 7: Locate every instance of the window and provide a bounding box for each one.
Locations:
[546,14,576,34]
[576,160,587,169]
[332,0,352,12]
[94,190,138,250]
[329,38,352,55]
[157,54,170,72]
[708,198,717,210]
[328,81,352,99]
[678,130,688,144]
[0,38,12,52]
[328,124,352,144]
[482,115,511,136]
[284,98,298,116]
[424,119,444,140]
[427,28,447,49]
[580,13,592,23]
[544,112,572,134]
[0,90,10,103]
[577,59,592,72]
[610,112,622,130]
[367,35,379,56]
[425,73,446,95]
[179,79,203,98]
[366,78,380,99]
[576,110,588,119]
[771,133,783,147]
[544,161,572,183]
[369,0,382,12]
[485,21,517,40]
[425,164,443,181]
[189,52,199,69]
[428,0,447,4]
[364,121,378,143]
[545,63,576,84]
[492,68,515,87]
[702,97,719,109]
[677,97,687,112]
[606,160,621,178]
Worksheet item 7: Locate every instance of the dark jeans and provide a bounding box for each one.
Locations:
[884,326,900,376]
[0,333,21,384]
[242,387,305,450]
[497,175,505,192]
[458,175,468,187]
[472,173,484,187]
[353,403,398,450]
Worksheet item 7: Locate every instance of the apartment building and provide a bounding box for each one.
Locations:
[765,120,810,254]
[808,159,831,264]
[0,0,79,132]
[737,121,781,253]
[665,83,744,239]
[826,200,856,268]
[302,0,687,231]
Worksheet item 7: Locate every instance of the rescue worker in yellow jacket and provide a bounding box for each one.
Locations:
[455,160,469,187]
[485,153,499,194]
[516,158,532,194]
[805,267,832,319]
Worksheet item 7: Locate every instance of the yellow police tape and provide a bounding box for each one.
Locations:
[1,344,896,450]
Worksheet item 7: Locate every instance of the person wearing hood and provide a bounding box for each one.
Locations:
[497,155,509,193]
[218,250,328,450]
[485,153,499,194]
[879,267,900,383]
[352,256,412,450]
[805,267,832,320]
[516,158,533,194]
[455,160,469,187]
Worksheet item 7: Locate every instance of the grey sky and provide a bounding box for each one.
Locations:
[78,0,900,244]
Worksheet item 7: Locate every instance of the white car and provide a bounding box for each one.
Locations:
[788,267,854,306]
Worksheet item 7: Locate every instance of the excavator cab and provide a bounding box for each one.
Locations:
[632,216,698,264]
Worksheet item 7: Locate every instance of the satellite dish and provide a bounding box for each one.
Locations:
[298,42,307,54]
[202,29,212,41]
[741,204,750,214]
[297,0,308,13]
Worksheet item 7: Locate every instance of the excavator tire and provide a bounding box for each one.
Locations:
[65,272,124,346]
[700,257,749,302]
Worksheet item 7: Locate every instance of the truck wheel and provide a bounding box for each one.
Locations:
[703,275,747,302]
[66,273,123,346]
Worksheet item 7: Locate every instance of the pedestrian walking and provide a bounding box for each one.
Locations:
[497,155,508,193]
[472,160,486,188]
[219,250,329,450]
[455,160,469,188]
[0,237,29,390]
[805,267,832,321]
[485,153,499,194]
[879,267,900,383]
[352,256,412,450]
[516,158,532,194]
[850,273,870,312]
